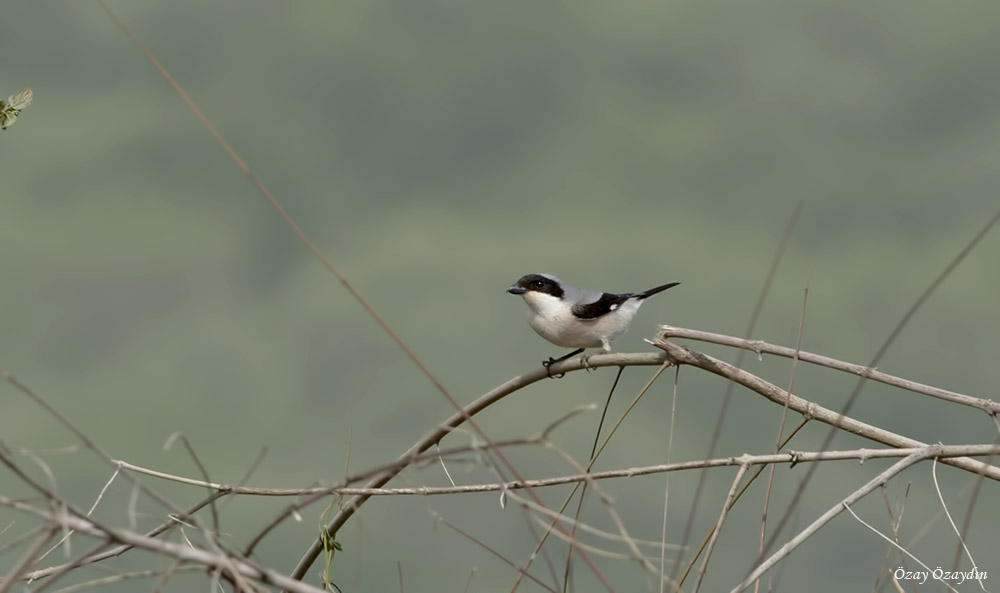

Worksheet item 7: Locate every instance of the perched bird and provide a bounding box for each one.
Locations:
[507,273,679,370]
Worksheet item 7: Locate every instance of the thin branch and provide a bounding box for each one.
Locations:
[755,283,809,593]
[694,462,750,593]
[524,514,655,562]
[46,568,200,593]
[657,326,998,414]
[0,497,329,593]
[97,445,1000,498]
[651,339,1000,481]
[437,517,558,593]
[659,366,681,593]
[563,367,624,593]
[20,492,227,582]
[539,438,664,580]
[36,467,120,566]
[949,431,1000,578]
[0,526,56,593]
[511,364,672,592]
[730,449,934,593]
[843,505,959,593]
[930,459,988,592]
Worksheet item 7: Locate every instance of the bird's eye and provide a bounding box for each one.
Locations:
[533,280,544,289]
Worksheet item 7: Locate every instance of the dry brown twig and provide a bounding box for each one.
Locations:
[109,447,1000,499]
[657,326,999,415]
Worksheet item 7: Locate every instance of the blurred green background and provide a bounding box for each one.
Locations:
[2,1,999,592]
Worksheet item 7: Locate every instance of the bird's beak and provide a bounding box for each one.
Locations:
[507,285,526,295]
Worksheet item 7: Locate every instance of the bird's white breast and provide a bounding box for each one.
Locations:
[520,291,644,349]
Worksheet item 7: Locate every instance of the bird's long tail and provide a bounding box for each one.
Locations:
[637,282,680,299]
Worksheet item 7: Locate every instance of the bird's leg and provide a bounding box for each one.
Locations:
[544,348,584,367]
[582,341,612,371]
[543,348,584,378]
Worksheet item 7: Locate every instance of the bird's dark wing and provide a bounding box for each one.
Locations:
[571,292,633,320]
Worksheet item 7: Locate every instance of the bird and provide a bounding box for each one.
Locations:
[507,273,679,372]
